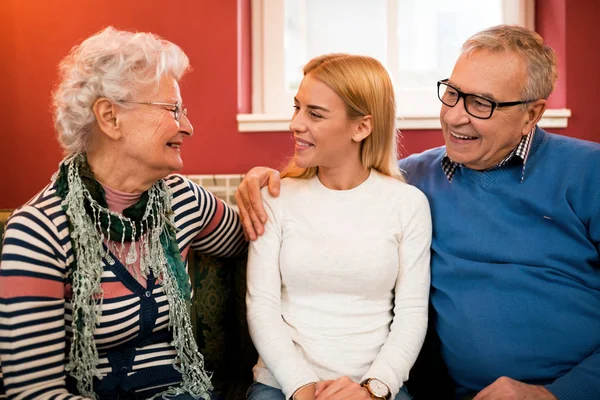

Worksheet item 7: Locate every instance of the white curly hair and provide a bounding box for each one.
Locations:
[52,26,190,155]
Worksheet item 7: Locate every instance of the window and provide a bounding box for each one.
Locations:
[239,0,570,131]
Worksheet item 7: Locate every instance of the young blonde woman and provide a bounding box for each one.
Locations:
[245,54,432,400]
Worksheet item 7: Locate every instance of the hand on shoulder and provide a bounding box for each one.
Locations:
[235,166,280,240]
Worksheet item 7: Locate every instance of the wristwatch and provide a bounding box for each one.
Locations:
[362,378,391,399]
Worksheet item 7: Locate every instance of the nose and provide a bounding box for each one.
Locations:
[179,113,193,136]
[441,97,470,126]
[289,110,307,133]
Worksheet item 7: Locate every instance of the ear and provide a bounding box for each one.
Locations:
[351,115,373,142]
[93,98,122,140]
[521,99,547,135]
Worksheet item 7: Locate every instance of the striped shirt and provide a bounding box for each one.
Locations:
[0,174,246,399]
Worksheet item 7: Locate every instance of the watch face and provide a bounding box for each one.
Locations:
[368,379,389,397]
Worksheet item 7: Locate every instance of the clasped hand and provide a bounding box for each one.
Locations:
[294,377,371,400]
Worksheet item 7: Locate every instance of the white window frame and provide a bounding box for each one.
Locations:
[238,0,570,132]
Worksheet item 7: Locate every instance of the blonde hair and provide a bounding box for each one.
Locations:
[462,24,558,102]
[53,26,190,155]
[281,54,403,181]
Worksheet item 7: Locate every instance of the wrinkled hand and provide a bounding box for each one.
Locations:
[314,376,371,400]
[234,167,280,240]
[474,377,557,400]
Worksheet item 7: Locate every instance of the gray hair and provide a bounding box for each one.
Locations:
[52,26,190,155]
[462,24,558,104]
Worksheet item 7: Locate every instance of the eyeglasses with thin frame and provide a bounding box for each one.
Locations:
[118,101,188,121]
[437,79,534,120]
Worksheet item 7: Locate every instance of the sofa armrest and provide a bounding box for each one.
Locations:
[188,250,257,400]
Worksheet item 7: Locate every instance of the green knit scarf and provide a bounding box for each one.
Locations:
[54,153,212,400]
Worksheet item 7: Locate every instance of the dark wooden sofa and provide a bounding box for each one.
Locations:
[187,251,257,399]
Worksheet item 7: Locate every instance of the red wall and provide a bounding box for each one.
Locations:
[560,1,600,144]
[0,0,598,208]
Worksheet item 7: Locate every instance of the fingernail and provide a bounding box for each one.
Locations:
[260,216,267,223]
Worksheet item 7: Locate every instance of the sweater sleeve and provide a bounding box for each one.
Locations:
[545,349,600,400]
[246,189,320,399]
[170,175,246,257]
[361,188,432,398]
[0,206,90,399]
[545,186,600,399]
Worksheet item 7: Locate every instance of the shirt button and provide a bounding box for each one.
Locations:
[145,291,152,298]
[120,366,128,372]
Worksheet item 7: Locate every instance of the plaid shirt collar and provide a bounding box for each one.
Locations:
[441,128,535,183]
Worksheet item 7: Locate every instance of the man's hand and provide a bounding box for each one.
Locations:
[474,377,557,400]
[314,376,371,400]
[234,167,280,240]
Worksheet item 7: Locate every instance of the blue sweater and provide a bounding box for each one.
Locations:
[400,128,600,400]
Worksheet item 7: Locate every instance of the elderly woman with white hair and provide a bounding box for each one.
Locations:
[0,27,246,399]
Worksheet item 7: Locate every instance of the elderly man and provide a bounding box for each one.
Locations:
[236,25,600,400]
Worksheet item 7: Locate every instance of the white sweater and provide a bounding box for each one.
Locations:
[246,170,432,399]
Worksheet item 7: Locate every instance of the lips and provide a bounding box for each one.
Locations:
[167,142,182,148]
[294,137,314,147]
[450,131,477,140]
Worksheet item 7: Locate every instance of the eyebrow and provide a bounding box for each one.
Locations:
[447,81,498,102]
[294,97,331,112]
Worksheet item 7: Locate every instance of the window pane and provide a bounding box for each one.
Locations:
[396,0,504,89]
[285,0,387,92]
[277,0,518,116]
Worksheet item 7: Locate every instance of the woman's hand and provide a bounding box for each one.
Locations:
[293,383,317,400]
[235,167,280,240]
[314,376,371,400]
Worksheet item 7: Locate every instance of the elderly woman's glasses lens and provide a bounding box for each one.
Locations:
[118,101,188,121]
[437,80,533,120]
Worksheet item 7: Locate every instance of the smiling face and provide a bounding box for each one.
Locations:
[289,73,363,170]
[117,75,193,179]
[441,49,533,170]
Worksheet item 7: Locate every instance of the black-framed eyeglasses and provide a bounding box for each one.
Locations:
[118,101,188,121]
[437,79,534,119]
